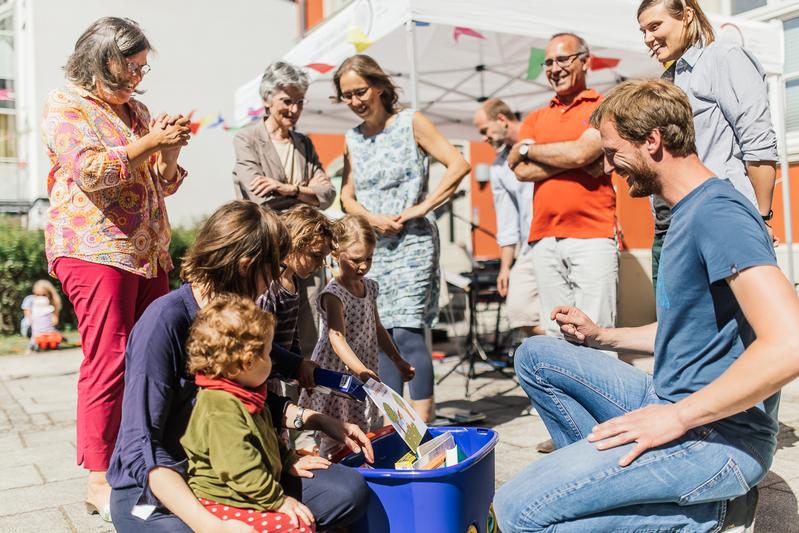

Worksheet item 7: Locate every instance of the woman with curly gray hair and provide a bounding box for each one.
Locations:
[41,17,191,521]
[232,61,335,212]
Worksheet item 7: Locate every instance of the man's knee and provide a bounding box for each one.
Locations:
[514,336,564,378]
[495,479,544,533]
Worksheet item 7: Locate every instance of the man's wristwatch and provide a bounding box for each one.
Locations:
[761,209,774,222]
[518,143,531,160]
[293,407,306,430]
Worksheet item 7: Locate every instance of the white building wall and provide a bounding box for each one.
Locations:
[22,0,298,226]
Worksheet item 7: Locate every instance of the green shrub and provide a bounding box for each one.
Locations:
[168,226,197,289]
[0,219,197,335]
[0,220,68,334]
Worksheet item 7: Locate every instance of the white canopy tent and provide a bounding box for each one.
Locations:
[234,0,793,283]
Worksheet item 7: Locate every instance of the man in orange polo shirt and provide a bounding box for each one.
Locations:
[508,33,618,340]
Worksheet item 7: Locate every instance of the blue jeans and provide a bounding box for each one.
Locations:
[494,336,768,533]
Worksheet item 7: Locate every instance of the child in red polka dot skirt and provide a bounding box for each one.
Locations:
[180,295,330,532]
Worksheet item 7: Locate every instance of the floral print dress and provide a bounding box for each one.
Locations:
[345,109,440,329]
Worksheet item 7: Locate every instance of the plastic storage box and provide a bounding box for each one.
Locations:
[338,426,498,533]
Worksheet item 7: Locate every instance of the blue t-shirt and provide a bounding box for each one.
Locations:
[654,178,779,464]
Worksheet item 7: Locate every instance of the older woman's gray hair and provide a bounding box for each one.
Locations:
[64,17,151,94]
[259,61,310,101]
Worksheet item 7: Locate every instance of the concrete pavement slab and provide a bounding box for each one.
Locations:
[0,509,74,533]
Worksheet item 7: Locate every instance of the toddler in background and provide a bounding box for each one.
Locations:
[21,280,63,351]
[181,294,329,532]
[298,214,415,458]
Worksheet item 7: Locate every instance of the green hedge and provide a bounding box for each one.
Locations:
[0,220,197,335]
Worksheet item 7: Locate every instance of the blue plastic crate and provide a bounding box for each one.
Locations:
[339,426,498,533]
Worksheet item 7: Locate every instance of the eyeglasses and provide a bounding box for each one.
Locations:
[126,62,151,76]
[542,52,587,69]
[340,86,371,103]
[276,96,306,108]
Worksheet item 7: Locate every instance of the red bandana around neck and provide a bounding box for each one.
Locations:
[194,374,267,414]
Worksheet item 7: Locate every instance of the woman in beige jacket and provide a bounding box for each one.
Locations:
[232,61,335,212]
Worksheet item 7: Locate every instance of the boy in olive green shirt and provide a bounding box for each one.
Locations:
[180,295,330,532]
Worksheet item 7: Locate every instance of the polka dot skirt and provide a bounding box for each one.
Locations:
[199,498,316,532]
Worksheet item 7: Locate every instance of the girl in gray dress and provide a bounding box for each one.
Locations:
[334,55,470,422]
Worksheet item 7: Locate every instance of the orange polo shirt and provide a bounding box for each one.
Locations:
[520,88,616,242]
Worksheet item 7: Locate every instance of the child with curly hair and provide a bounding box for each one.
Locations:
[181,294,330,532]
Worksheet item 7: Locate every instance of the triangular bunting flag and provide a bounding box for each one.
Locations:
[589,56,621,71]
[347,26,373,53]
[453,26,485,42]
[306,63,335,74]
[526,48,547,80]
[207,114,225,129]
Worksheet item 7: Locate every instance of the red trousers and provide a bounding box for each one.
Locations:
[200,498,316,533]
[54,257,169,470]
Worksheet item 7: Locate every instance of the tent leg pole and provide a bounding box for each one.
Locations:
[778,76,795,287]
[405,20,419,109]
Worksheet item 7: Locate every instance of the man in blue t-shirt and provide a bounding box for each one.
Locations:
[495,79,799,533]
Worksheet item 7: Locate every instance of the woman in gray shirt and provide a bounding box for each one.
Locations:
[637,0,779,286]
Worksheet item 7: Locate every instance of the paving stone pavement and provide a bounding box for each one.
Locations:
[1,348,797,532]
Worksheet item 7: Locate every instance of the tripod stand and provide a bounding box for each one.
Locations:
[436,211,514,397]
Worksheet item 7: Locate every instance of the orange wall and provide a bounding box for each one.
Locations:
[303,0,325,31]
[308,133,345,167]
[773,164,799,245]
[469,142,501,259]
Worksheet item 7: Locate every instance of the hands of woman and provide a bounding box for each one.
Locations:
[397,203,429,225]
[370,213,403,236]
[310,413,375,464]
[249,176,296,198]
[148,113,190,153]
[277,496,315,528]
[288,454,331,478]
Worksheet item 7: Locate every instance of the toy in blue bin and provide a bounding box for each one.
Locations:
[312,367,366,401]
[338,426,498,533]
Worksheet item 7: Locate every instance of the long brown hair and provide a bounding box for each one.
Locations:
[333,55,401,114]
[181,201,290,299]
[637,0,715,57]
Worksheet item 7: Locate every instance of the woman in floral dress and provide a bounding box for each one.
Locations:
[334,55,470,422]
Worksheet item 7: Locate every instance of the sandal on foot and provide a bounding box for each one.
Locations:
[85,501,112,522]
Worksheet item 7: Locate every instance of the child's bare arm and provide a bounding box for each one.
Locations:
[323,293,377,381]
[375,309,402,361]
